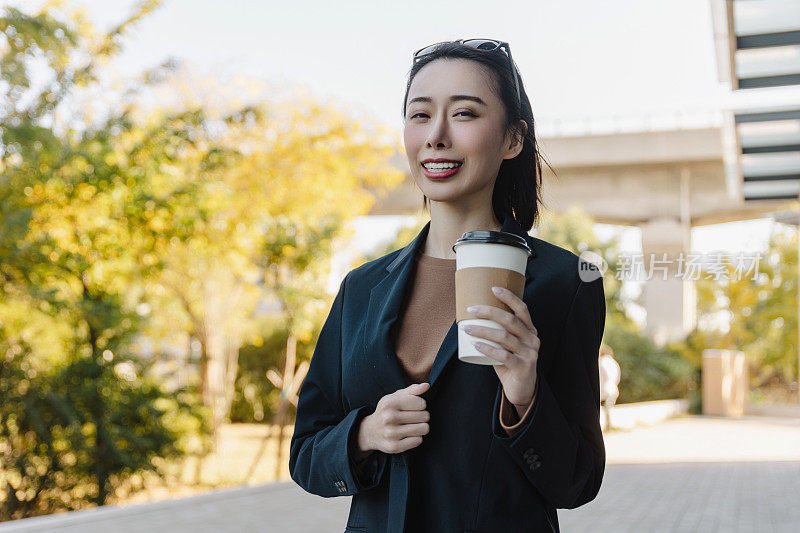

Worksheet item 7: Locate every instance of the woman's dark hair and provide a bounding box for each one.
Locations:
[401,41,554,232]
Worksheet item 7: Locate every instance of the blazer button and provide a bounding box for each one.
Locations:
[523,448,536,459]
[529,461,541,471]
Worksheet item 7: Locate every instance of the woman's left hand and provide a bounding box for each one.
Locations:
[460,286,539,407]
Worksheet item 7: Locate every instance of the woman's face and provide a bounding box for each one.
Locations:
[403,58,524,207]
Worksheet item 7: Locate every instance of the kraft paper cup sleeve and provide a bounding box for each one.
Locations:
[455,267,525,322]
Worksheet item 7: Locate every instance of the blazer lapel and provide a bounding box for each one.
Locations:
[362,219,431,396]
[362,211,538,396]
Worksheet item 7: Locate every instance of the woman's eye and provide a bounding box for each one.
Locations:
[409,111,475,119]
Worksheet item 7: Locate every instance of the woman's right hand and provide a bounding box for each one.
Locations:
[355,382,431,457]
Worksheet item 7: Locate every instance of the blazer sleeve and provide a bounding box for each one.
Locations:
[490,275,606,509]
[289,272,389,497]
[498,377,538,437]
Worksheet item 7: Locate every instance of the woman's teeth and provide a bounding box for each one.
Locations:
[422,162,463,170]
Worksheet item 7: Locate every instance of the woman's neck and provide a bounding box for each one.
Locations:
[422,207,502,260]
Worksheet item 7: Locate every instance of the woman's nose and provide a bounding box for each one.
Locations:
[425,118,451,148]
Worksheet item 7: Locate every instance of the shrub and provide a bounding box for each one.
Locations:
[0,341,210,520]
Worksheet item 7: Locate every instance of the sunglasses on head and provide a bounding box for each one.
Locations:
[412,38,521,110]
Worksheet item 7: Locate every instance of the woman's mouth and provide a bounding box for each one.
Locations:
[421,161,463,179]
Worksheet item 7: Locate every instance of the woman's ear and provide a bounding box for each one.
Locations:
[520,119,528,138]
[504,119,528,159]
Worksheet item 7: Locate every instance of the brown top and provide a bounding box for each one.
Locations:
[393,248,459,385]
[352,248,538,476]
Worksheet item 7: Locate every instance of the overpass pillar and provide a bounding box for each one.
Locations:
[639,216,697,346]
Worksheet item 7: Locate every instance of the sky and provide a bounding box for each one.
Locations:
[33,0,731,129]
[13,0,800,296]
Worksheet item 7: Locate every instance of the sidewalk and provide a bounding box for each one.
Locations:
[1,414,798,532]
[559,414,800,532]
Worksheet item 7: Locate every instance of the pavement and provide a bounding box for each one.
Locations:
[1,414,798,532]
[560,414,800,533]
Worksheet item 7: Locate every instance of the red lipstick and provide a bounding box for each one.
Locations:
[421,158,463,180]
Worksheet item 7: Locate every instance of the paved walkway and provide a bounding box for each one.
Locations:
[1,414,798,532]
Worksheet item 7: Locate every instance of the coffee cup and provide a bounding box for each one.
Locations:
[453,229,531,365]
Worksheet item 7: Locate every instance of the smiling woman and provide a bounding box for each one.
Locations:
[402,40,551,233]
[289,39,607,533]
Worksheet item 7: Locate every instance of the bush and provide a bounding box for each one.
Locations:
[0,341,210,520]
[603,315,697,404]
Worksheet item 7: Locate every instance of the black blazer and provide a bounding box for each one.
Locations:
[289,210,607,533]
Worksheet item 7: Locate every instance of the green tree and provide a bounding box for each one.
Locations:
[693,224,798,396]
[0,334,207,519]
[0,1,210,516]
[2,0,407,466]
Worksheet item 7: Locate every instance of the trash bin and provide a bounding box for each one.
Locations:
[701,349,747,416]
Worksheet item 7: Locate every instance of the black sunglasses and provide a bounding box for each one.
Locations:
[412,38,521,110]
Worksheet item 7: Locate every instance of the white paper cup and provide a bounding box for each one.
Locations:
[453,231,531,365]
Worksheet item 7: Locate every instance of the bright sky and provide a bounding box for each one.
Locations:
[13,0,799,295]
[39,0,730,128]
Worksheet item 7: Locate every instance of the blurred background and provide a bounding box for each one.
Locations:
[1,0,799,531]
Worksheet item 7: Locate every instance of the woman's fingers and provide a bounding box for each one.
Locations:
[373,384,433,453]
[394,421,430,439]
[467,305,530,342]
[396,409,430,424]
[463,324,527,363]
[382,419,429,453]
[395,436,423,452]
[491,286,536,333]
[384,388,427,411]
[397,394,427,411]
[380,408,429,426]
[467,287,540,350]
[472,339,517,368]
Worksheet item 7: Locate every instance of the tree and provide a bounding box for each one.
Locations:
[2,0,407,468]
[0,1,208,516]
[132,68,406,444]
[693,223,798,396]
[0,334,207,519]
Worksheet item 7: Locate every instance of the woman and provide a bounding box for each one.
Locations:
[289,39,607,533]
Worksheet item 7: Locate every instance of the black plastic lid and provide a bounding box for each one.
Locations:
[452,230,532,256]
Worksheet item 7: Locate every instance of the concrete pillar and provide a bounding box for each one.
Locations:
[639,216,697,345]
